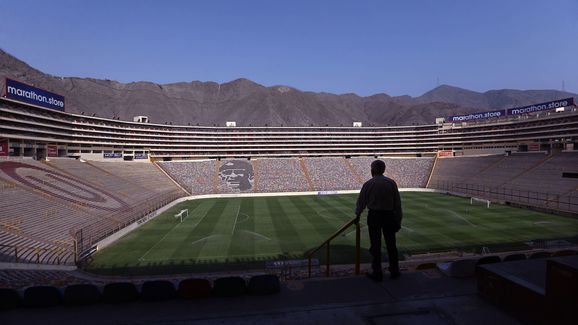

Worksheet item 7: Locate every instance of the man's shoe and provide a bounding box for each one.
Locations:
[390,272,401,280]
[366,272,383,282]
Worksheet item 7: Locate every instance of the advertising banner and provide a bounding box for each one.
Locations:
[0,140,8,156]
[4,78,65,111]
[447,109,505,123]
[506,98,574,115]
[437,150,454,158]
[528,143,540,151]
[47,145,58,157]
[103,153,122,158]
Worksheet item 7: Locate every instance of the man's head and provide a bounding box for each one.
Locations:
[371,160,386,176]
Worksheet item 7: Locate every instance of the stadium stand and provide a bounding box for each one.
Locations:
[428,152,578,213]
[303,157,361,191]
[0,158,185,264]
[158,160,216,195]
[23,286,63,307]
[252,158,310,193]
[177,278,212,299]
[64,284,102,305]
[349,157,434,188]
[0,95,577,274]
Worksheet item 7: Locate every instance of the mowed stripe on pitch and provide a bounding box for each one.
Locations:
[266,196,306,256]
[170,199,227,261]
[226,197,257,259]
[195,199,242,260]
[88,192,578,269]
[143,200,216,261]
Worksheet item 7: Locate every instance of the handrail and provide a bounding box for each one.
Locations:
[306,217,360,277]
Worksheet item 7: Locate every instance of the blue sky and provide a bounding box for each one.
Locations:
[0,0,577,96]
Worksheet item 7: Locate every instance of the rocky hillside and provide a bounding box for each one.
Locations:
[0,49,575,126]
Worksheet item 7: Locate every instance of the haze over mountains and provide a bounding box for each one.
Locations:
[0,49,575,126]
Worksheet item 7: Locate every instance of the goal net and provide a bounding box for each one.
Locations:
[470,197,491,208]
[174,209,188,223]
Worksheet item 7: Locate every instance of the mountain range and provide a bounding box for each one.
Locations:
[0,49,575,126]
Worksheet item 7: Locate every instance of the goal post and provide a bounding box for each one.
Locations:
[174,209,188,223]
[470,197,491,208]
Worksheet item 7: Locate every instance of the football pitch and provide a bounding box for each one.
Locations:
[87,192,578,274]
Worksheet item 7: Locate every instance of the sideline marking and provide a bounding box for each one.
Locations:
[402,225,415,232]
[534,221,554,226]
[140,252,285,262]
[447,209,477,227]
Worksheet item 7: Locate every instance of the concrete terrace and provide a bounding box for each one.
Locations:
[0,268,519,325]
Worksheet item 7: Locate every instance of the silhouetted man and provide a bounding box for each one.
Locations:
[355,160,402,282]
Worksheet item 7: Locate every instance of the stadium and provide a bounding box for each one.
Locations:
[0,65,577,325]
[1,78,578,320]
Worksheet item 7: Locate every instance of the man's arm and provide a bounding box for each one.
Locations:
[393,182,403,230]
[354,183,367,224]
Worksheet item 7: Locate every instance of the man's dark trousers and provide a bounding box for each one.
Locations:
[367,210,399,275]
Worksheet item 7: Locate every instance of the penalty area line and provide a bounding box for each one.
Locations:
[231,204,241,235]
[139,204,208,262]
[447,209,477,227]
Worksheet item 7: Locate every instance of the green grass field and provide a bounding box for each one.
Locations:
[87,192,578,274]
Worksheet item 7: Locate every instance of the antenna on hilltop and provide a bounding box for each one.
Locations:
[562,80,565,92]
[436,76,440,87]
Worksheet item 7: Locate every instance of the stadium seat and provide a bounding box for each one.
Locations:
[503,253,527,262]
[141,280,176,302]
[178,278,212,299]
[64,284,101,305]
[437,258,478,277]
[529,251,552,259]
[248,274,281,295]
[102,282,139,303]
[415,262,437,270]
[23,286,62,308]
[476,256,501,265]
[551,249,577,257]
[213,277,247,297]
[0,288,22,310]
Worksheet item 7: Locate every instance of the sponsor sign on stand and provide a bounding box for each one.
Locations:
[528,143,540,151]
[0,140,8,156]
[437,150,454,158]
[103,153,122,158]
[447,110,505,123]
[4,78,65,111]
[47,145,58,157]
[444,98,575,122]
[506,98,574,115]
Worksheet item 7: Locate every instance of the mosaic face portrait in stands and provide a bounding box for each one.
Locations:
[219,160,254,192]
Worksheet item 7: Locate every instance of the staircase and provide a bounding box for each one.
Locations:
[299,158,314,191]
[344,159,363,185]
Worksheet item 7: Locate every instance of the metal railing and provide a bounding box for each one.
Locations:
[306,217,361,277]
[0,243,76,265]
[73,190,184,257]
[432,180,578,214]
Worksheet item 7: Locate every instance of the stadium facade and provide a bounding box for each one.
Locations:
[1,96,577,160]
